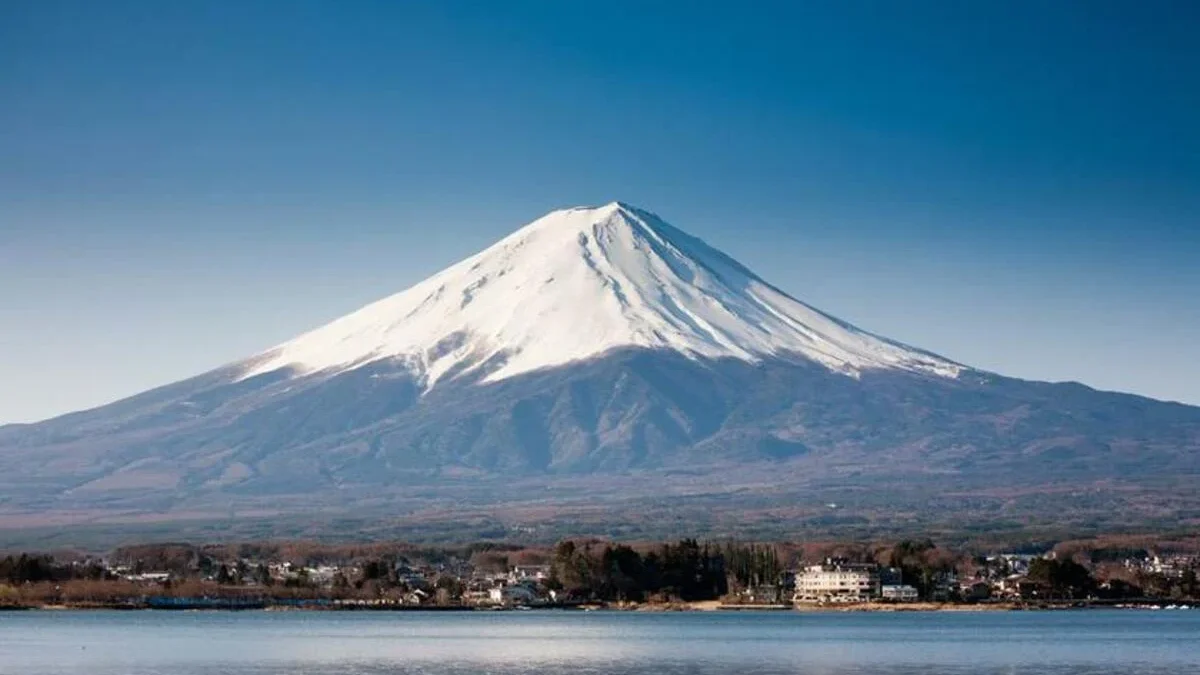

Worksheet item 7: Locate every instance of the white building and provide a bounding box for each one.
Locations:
[489,583,540,606]
[510,565,551,582]
[122,571,171,583]
[403,588,429,606]
[880,584,919,602]
[793,561,879,603]
[304,565,341,585]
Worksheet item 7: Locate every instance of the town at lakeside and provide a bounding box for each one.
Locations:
[2,535,1197,612]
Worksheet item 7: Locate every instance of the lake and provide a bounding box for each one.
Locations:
[1,609,1197,674]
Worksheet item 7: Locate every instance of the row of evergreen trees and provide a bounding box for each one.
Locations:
[550,539,784,602]
[1,554,110,584]
[723,542,784,591]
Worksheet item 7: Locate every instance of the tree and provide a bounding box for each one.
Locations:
[469,550,509,574]
[600,545,645,602]
[724,542,783,592]
[886,539,956,600]
[1027,558,1094,600]
[1181,568,1198,599]
[253,563,273,587]
[550,541,594,597]
[548,539,727,603]
[1,554,60,584]
[360,559,389,585]
[434,575,463,605]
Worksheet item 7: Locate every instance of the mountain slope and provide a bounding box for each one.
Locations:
[1,203,1197,541]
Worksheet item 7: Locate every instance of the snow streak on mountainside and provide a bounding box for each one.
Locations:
[244,202,962,387]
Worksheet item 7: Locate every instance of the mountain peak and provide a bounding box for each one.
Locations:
[601,200,655,218]
[242,205,963,386]
[544,201,658,226]
[526,201,655,238]
[576,200,639,213]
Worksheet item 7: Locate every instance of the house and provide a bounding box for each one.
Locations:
[930,570,958,602]
[880,584,919,602]
[959,579,993,602]
[793,560,879,603]
[988,554,1038,576]
[509,565,550,582]
[403,588,430,606]
[122,571,171,583]
[397,572,429,589]
[304,565,341,585]
[996,574,1026,599]
[489,583,540,606]
[740,584,784,604]
[462,588,493,606]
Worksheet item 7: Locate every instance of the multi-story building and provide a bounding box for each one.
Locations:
[880,584,919,602]
[793,560,879,603]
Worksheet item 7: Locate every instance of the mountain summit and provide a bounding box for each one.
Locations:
[1,203,1197,543]
[245,202,960,387]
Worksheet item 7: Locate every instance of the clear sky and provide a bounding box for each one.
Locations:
[2,0,1198,423]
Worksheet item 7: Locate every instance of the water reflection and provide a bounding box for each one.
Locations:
[0,610,1196,675]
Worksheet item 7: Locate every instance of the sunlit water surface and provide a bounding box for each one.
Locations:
[1,609,1197,674]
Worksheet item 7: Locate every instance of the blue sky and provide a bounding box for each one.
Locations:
[2,0,1198,423]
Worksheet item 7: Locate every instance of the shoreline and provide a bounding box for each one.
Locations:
[2,600,1173,613]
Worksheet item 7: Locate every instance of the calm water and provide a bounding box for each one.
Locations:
[1,610,1197,674]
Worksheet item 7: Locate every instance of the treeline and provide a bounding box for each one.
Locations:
[1,554,111,585]
[724,543,784,591]
[550,539,782,602]
[0,578,354,608]
[106,541,518,575]
[1025,558,1097,600]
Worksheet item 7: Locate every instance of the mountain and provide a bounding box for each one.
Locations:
[1,202,1198,544]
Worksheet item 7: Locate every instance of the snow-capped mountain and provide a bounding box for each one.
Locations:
[244,202,961,387]
[0,203,1197,542]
